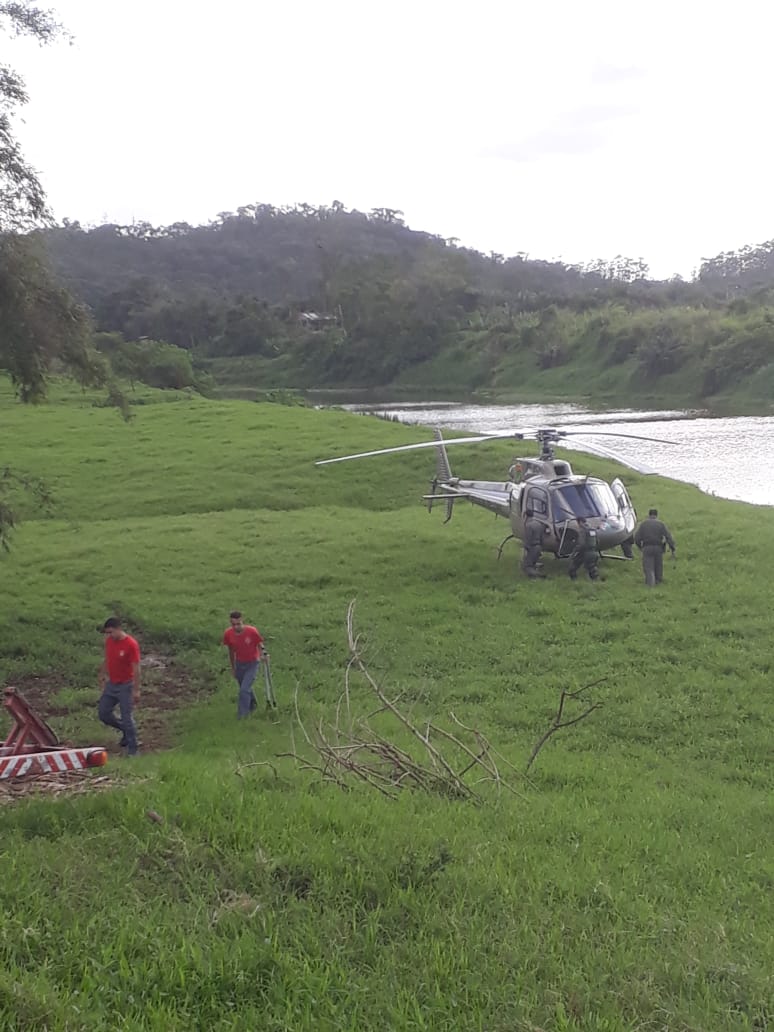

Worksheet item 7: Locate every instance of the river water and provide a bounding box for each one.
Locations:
[335,401,774,507]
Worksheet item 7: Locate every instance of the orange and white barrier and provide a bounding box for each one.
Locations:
[0,748,108,780]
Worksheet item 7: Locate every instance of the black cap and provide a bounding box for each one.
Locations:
[100,617,121,631]
[648,508,658,517]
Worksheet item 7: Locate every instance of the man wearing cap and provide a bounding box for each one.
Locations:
[521,508,547,579]
[98,617,141,755]
[634,507,676,586]
[222,610,265,718]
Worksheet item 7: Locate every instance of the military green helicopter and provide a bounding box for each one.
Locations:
[316,425,675,562]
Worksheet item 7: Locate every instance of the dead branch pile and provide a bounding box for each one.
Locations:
[0,770,114,805]
[278,601,522,803]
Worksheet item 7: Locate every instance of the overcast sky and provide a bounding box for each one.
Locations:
[9,0,773,278]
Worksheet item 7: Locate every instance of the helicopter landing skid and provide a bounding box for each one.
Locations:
[495,533,518,560]
[599,552,633,561]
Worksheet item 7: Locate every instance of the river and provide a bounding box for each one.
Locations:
[334,401,774,507]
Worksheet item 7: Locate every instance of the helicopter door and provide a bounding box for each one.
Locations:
[611,478,636,534]
[557,521,575,557]
[522,486,549,520]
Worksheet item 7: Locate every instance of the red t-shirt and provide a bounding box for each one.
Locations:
[105,634,141,684]
[222,626,263,663]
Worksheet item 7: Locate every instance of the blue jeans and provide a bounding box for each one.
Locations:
[98,681,138,754]
[234,661,259,718]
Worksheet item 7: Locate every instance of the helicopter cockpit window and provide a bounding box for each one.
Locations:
[526,489,548,516]
[553,483,617,519]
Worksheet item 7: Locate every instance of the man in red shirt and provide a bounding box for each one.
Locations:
[98,617,141,755]
[222,610,264,718]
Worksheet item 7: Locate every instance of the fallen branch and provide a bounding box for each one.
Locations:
[525,680,605,773]
[234,761,279,779]
[0,770,136,806]
[276,600,520,803]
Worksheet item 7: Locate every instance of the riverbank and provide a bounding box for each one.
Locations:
[201,355,774,417]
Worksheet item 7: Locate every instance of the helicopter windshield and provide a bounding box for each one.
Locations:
[554,483,618,520]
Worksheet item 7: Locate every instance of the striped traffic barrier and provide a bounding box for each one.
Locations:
[0,748,108,780]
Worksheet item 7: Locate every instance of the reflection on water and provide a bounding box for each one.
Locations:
[341,402,774,507]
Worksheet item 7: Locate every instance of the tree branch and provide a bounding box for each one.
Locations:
[526,681,605,772]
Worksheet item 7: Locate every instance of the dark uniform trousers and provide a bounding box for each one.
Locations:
[569,548,600,580]
[522,518,545,578]
[641,544,664,586]
[568,526,600,580]
[522,544,542,577]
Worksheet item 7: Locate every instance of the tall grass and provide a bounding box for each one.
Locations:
[0,379,771,1030]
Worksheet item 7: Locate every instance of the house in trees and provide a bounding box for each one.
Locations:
[297,311,338,330]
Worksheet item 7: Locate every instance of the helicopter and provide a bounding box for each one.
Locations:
[316,425,676,564]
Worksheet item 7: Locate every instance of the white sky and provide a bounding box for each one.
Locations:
[7,0,774,278]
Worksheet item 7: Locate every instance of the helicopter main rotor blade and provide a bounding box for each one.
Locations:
[315,431,523,466]
[559,429,677,446]
[561,437,659,475]
[469,426,677,446]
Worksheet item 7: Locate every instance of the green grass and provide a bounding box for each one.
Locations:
[0,378,772,1031]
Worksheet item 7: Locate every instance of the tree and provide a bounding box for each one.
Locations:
[1,2,65,232]
[0,1,108,402]
[0,2,119,403]
[1,3,125,550]
[0,235,109,401]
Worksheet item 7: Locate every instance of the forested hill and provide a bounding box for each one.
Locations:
[34,204,774,406]
[40,202,630,306]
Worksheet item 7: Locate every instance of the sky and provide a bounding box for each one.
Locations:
[7,0,774,279]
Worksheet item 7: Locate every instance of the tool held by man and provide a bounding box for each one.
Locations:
[262,651,277,709]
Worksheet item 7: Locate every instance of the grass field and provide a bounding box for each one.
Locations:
[0,380,772,1031]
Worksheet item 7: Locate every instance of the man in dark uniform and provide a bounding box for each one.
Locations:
[521,508,546,579]
[633,507,676,586]
[568,517,600,580]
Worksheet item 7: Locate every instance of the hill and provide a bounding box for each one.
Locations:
[40,204,596,308]
[33,206,774,408]
[0,380,771,1029]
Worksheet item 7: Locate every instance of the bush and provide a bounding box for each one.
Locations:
[98,336,198,391]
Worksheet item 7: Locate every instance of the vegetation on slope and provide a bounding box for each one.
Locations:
[4,4,774,409]
[0,381,771,1030]
[29,207,774,408]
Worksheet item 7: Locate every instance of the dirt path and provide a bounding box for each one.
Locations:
[1,653,214,804]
